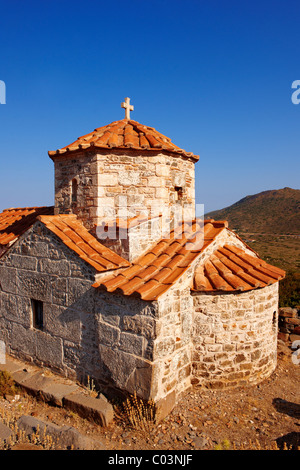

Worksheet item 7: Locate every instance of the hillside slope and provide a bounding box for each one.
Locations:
[205,187,300,235]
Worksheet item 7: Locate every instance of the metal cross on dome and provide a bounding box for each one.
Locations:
[121,97,134,120]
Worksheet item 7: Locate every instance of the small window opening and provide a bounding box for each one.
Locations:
[175,186,183,201]
[272,310,277,328]
[71,178,78,203]
[31,299,44,330]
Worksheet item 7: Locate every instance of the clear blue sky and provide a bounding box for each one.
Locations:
[0,0,299,213]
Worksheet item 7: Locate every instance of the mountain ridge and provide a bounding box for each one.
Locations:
[205,187,300,235]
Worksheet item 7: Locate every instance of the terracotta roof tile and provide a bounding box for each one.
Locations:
[194,266,214,291]
[48,119,199,161]
[193,244,285,292]
[0,206,54,253]
[38,215,130,272]
[0,206,130,274]
[164,253,185,270]
[101,214,163,233]
[93,219,226,301]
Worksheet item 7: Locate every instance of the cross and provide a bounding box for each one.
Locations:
[121,97,134,120]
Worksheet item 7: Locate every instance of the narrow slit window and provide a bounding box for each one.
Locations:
[71,179,78,203]
[31,299,44,330]
[175,186,183,201]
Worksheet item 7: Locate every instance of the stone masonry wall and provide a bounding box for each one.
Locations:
[54,152,98,231]
[0,222,97,381]
[278,306,300,344]
[150,263,198,409]
[0,222,161,401]
[191,282,279,389]
[53,150,195,236]
[98,215,172,262]
[94,291,158,400]
[0,219,282,414]
[144,227,262,407]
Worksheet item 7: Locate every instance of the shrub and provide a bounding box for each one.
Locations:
[279,271,300,307]
[0,371,18,398]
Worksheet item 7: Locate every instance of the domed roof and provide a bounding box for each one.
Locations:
[48,119,199,161]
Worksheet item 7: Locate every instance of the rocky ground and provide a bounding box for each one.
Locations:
[0,340,299,451]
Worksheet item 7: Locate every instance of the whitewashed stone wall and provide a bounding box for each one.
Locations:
[191,282,279,389]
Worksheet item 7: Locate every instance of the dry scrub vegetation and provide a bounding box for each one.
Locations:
[0,343,299,451]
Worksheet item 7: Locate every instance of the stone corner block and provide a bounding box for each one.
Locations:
[155,390,176,423]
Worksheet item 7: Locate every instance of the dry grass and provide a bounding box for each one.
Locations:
[121,392,156,433]
[0,369,298,450]
[0,371,19,398]
[0,405,60,450]
[0,371,63,450]
[214,438,298,450]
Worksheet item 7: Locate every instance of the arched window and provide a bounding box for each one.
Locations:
[71,179,78,203]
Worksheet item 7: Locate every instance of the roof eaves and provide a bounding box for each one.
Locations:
[37,214,130,273]
[92,219,227,301]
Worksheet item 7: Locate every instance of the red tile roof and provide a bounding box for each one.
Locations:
[193,244,285,292]
[101,214,162,231]
[48,119,199,161]
[0,208,285,297]
[93,219,228,301]
[0,207,130,272]
[0,206,54,249]
[37,214,130,272]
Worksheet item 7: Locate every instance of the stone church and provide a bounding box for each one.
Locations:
[0,98,285,417]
